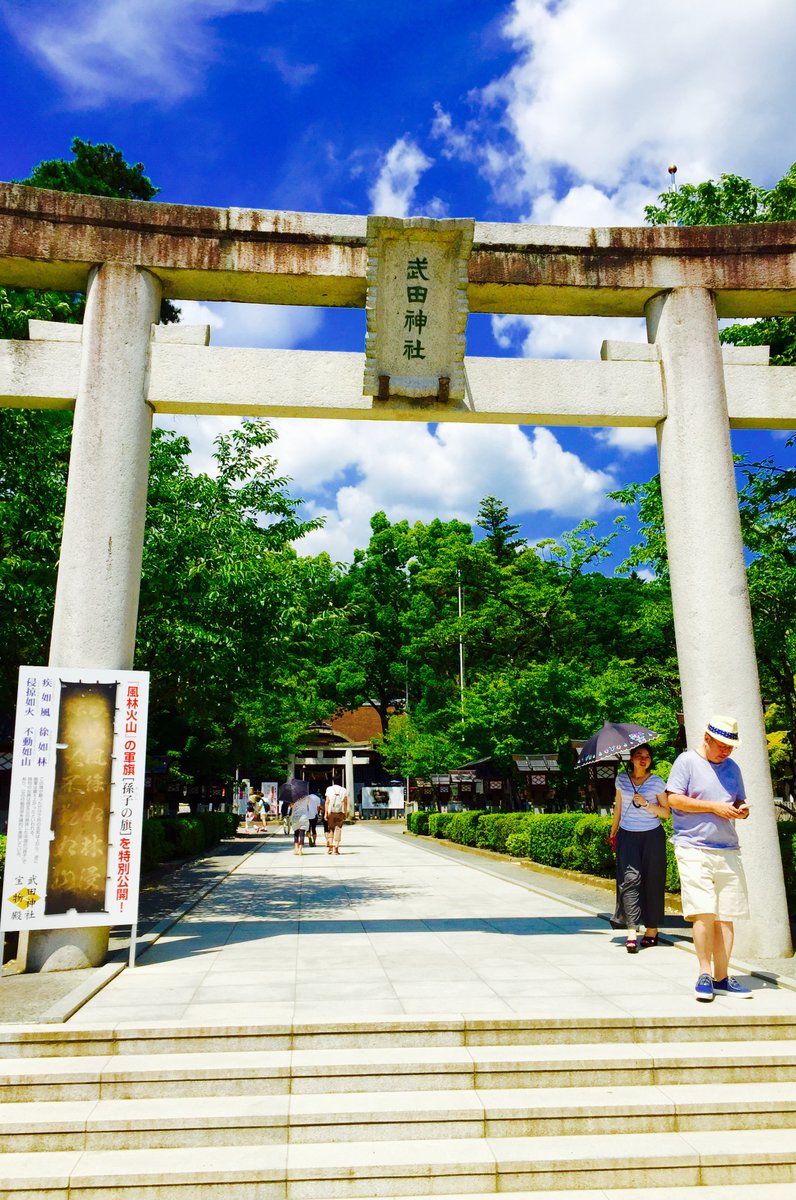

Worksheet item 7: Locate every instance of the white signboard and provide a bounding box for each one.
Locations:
[1,667,149,933]
[360,786,405,811]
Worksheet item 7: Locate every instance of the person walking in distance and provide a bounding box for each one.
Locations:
[665,715,752,1002]
[291,790,312,856]
[324,781,348,855]
[306,791,322,846]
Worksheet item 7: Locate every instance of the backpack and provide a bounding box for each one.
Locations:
[327,786,346,813]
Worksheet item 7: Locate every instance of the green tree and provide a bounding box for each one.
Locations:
[374,505,672,784]
[0,137,178,340]
[135,419,325,778]
[20,138,159,200]
[317,512,416,733]
[475,495,525,562]
[0,410,71,708]
[611,441,796,790]
[645,164,796,364]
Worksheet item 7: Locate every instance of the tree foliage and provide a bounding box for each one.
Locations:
[17,138,159,201]
[136,420,325,777]
[0,137,178,339]
[645,164,796,364]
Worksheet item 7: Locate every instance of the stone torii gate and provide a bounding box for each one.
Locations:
[1,182,795,966]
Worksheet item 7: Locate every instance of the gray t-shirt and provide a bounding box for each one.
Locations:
[665,749,746,849]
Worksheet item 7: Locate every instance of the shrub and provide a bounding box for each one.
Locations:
[161,816,206,857]
[446,810,486,846]
[428,813,454,839]
[505,828,531,858]
[407,811,430,836]
[564,815,615,878]
[195,810,238,845]
[521,813,585,866]
[663,823,681,893]
[141,818,169,872]
[476,812,530,853]
[777,821,796,914]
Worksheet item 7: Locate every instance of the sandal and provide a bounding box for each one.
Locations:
[641,934,659,947]
[625,937,639,954]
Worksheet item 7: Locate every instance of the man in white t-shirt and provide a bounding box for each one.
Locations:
[324,782,348,855]
[666,715,751,1003]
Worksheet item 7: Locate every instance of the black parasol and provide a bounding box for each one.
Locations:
[577,722,659,767]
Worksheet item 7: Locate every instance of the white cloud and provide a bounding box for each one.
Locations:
[527,182,657,230]
[155,414,616,562]
[435,0,796,234]
[175,299,323,348]
[491,0,796,200]
[594,427,657,455]
[262,47,317,89]
[492,313,646,361]
[1,0,279,106]
[369,136,446,218]
[270,419,615,560]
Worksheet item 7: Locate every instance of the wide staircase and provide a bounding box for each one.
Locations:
[1,1013,796,1197]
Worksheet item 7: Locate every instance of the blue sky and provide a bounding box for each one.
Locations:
[1,0,794,565]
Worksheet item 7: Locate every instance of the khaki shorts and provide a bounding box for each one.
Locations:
[674,844,749,921]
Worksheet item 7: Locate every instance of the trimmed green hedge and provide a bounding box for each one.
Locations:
[406,811,430,836]
[562,814,615,876]
[141,818,170,872]
[141,810,239,872]
[408,808,687,897]
[428,813,454,839]
[446,810,487,846]
[475,813,530,854]
[505,813,585,867]
[663,825,681,893]
[777,821,796,903]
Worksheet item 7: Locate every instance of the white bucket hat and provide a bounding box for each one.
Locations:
[705,715,741,747]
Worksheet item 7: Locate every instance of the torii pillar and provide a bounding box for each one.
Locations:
[24,262,161,972]
[648,287,791,959]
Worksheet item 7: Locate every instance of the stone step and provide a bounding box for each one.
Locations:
[2,1010,794,1058]
[1,1126,796,1197]
[1,1080,795,1153]
[2,1037,796,1101]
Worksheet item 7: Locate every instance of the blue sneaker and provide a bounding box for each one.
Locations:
[695,973,714,1002]
[713,976,752,998]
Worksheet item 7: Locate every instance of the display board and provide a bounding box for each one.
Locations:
[1,667,149,934]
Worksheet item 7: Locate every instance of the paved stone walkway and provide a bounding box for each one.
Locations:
[68,824,796,1028]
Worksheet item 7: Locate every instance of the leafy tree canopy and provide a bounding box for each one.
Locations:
[15,138,159,201]
[1,137,177,338]
[646,163,796,364]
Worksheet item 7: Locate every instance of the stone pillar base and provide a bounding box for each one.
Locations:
[22,927,109,972]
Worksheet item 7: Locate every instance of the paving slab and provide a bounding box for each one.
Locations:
[0,834,268,1024]
[51,823,796,1029]
[3,823,795,1030]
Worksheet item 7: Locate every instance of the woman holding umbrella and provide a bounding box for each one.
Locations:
[609,743,670,952]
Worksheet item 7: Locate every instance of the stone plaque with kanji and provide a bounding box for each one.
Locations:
[364,216,474,402]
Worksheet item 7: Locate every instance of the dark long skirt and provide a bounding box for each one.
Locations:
[610,825,666,929]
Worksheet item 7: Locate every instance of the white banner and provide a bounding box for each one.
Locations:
[1,667,149,933]
[360,786,405,811]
